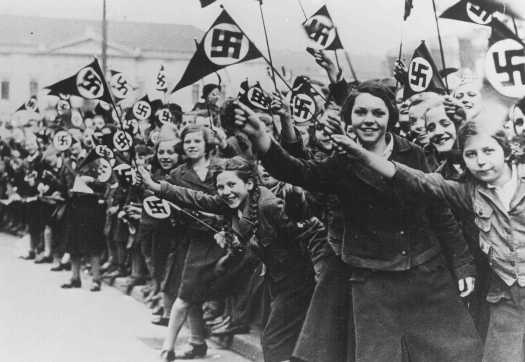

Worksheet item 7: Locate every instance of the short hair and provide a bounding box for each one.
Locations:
[457,121,511,158]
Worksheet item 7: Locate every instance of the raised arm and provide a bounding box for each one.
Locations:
[138,167,226,214]
[234,102,341,193]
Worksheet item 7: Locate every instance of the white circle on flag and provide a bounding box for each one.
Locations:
[114,163,136,185]
[71,109,84,128]
[113,130,133,152]
[110,73,131,99]
[95,144,114,159]
[143,196,171,219]
[485,39,525,99]
[204,23,250,66]
[304,15,336,49]
[96,158,112,183]
[247,87,269,110]
[466,2,493,25]
[132,100,152,121]
[76,67,104,99]
[53,130,72,151]
[408,57,434,93]
[156,108,172,124]
[291,93,317,124]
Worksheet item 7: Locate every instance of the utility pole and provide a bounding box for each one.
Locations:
[101,0,108,75]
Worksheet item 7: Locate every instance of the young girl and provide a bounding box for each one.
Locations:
[330,120,524,362]
[235,81,482,362]
[138,156,326,362]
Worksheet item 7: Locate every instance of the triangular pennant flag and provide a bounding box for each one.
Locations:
[440,0,495,26]
[109,69,133,101]
[16,95,39,113]
[489,18,525,47]
[302,5,343,50]
[44,58,114,105]
[199,0,216,8]
[404,0,414,21]
[403,41,447,100]
[485,18,525,98]
[290,76,319,124]
[469,0,525,20]
[155,65,168,93]
[172,10,263,92]
[239,80,272,111]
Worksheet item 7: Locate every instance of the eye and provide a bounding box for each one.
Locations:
[467,91,477,97]
[353,108,367,116]
[440,119,452,127]
[426,123,436,132]
[217,184,224,191]
[515,118,524,127]
[483,147,495,155]
[455,93,464,100]
[464,150,476,158]
[227,181,236,188]
[372,110,386,117]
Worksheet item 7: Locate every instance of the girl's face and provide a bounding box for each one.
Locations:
[426,106,457,153]
[314,124,333,151]
[351,93,389,146]
[453,84,482,120]
[157,140,178,170]
[93,115,105,131]
[408,104,429,146]
[216,171,253,209]
[183,131,206,161]
[463,134,507,185]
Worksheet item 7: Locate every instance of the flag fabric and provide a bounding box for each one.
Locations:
[489,18,525,46]
[302,5,343,50]
[44,58,114,105]
[109,70,133,101]
[199,0,216,8]
[403,41,447,100]
[132,94,153,121]
[440,0,495,25]
[172,10,263,92]
[290,76,319,124]
[238,80,272,111]
[485,18,525,98]
[56,94,71,115]
[16,95,39,113]
[155,65,168,93]
[404,0,414,20]
[469,0,524,20]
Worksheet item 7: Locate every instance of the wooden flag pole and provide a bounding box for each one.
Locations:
[431,0,449,92]
[257,0,279,93]
[296,0,308,20]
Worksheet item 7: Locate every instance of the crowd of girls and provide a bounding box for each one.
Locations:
[3,45,525,362]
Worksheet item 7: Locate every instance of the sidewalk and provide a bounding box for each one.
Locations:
[105,276,264,362]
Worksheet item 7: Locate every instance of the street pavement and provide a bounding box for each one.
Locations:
[0,232,250,362]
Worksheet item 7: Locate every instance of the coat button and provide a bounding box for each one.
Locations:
[401,250,407,256]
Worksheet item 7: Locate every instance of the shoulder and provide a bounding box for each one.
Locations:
[258,187,284,214]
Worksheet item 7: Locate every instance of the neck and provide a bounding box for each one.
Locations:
[363,135,388,155]
[191,157,208,169]
[490,164,513,187]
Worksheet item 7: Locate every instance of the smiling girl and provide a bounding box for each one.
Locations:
[235,81,482,361]
[331,120,525,362]
[139,156,324,362]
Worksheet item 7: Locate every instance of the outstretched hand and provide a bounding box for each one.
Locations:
[309,49,341,84]
[393,60,408,85]
[234,101,272,154]
[136,166,160,192]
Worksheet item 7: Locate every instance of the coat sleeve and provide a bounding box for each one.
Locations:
[158,181,226,214]
[260,141,341,193]
[393,162,473,215]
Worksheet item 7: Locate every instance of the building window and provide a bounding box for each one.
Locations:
[29,79,38,96]
[1,81,9,100]
[192,84,200,105]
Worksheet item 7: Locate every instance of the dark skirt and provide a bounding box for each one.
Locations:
[262,274,315,362]
[293,256,352,362]
[177,228,257,303]
[64,193,106,257]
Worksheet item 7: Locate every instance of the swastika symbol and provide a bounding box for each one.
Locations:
[135,103,150,118]
[467,2,492,25]
[293,96,312,119]
[112,75,129,97]
[493,49,525,87]
[307,19,331,47]
[57,135,68,146]
[76,67,103,99]
[409,57,433,92]
[248,88,270,108]
[156,73,167,90]
[157,109,172,123]
[113,131,133,151]
[211,29,243,59]
[146,200,168,215]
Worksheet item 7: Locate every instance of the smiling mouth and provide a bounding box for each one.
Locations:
[432,135,452,145]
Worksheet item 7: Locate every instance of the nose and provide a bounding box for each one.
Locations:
[477,154,488,166]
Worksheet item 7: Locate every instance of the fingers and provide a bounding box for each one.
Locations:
[459,277,476,298]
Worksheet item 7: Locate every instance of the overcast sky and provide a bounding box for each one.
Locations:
[0,0,488,55]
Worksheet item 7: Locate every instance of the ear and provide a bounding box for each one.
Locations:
[247,179,255,191]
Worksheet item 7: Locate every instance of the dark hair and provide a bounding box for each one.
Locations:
[202,84,220,100]
[341,81,399,130]
[179,125,216,156]
[457,121,511,159]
